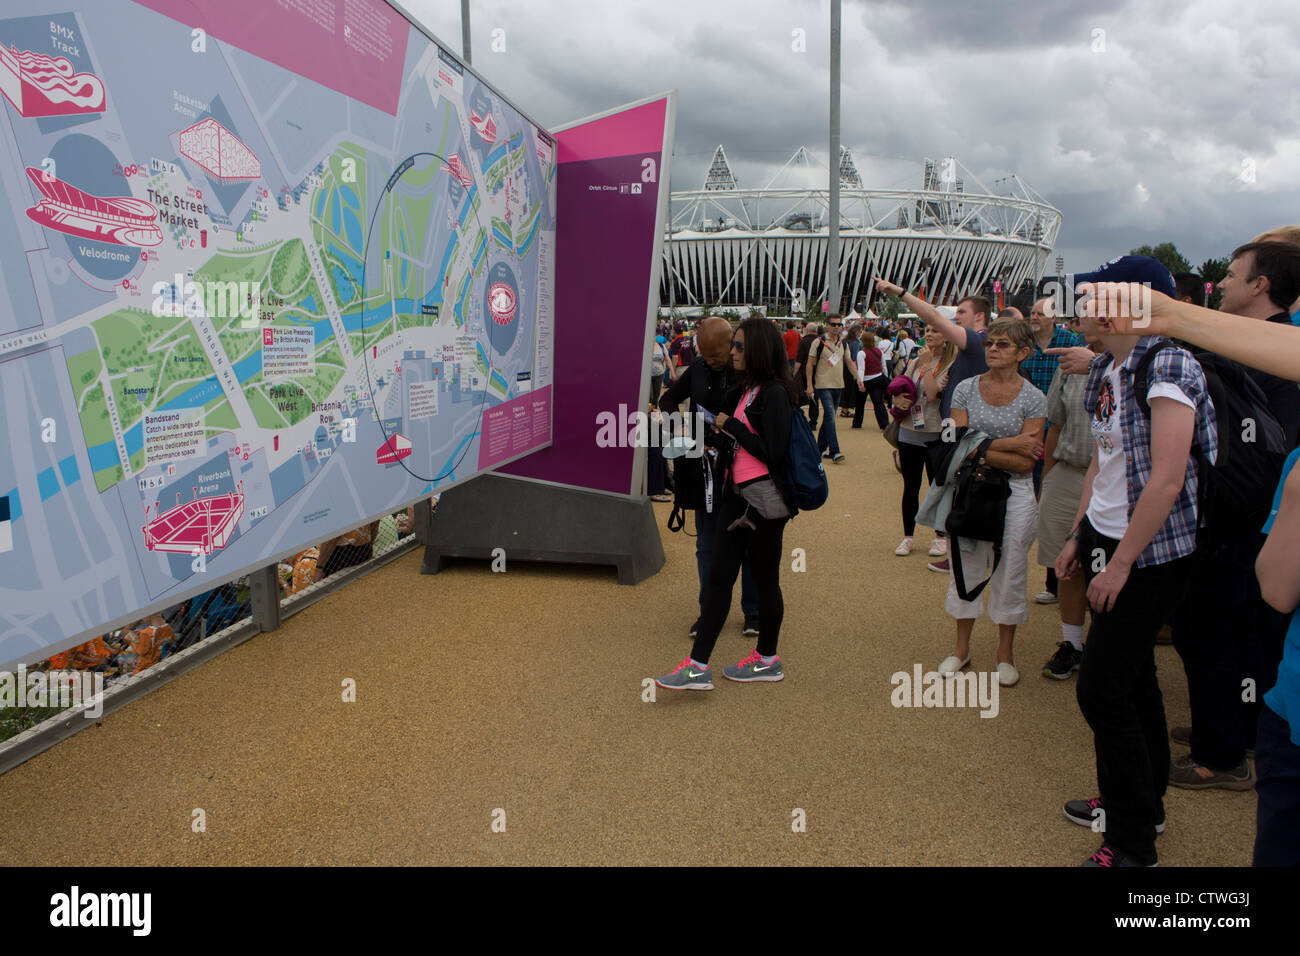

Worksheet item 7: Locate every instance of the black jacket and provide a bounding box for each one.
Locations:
[1254,312,1300,450]
[659,357,738,510]
[718,381,797,515]
[658,356,736,421]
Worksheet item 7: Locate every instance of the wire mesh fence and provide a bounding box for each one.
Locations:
[0,502,427,745]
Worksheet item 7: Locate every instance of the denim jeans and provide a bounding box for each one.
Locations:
[815,387,842,456]
[695,507,758,620]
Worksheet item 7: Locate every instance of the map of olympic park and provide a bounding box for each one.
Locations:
[0,0,556,667]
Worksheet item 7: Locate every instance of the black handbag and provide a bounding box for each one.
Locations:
[945,438,1011,601]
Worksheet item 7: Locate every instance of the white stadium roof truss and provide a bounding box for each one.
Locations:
[663,149,1062,311]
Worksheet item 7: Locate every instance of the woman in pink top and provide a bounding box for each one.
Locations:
[656,318,799,690]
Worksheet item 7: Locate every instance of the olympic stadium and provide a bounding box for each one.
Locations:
[661,146,1063,313]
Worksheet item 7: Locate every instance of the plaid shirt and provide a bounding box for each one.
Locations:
[1084,336,1218,567]
[1021,326,1082,397]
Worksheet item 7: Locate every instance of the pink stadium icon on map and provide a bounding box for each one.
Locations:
[376,434,412,465]
[178,117,262,181]
[0,45,105,117]
[488,281,516,325]
[470,109,497,144]
[24,167,163,247]
[143,482,245,556]
[444,153,474,188]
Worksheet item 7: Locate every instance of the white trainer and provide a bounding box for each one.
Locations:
[929,538,948,557]
[997,662,1020,686]
[938,654,971,676]
[895,537,914,556]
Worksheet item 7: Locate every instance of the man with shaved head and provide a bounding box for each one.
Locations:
[659,315,761,637]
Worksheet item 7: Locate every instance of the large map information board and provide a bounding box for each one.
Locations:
[0,0,556,668]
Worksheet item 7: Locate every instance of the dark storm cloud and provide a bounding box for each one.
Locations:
[849,0,1134,51]
[405,0,1300,271]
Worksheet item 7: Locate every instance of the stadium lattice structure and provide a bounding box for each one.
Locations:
[662,146,1062,313]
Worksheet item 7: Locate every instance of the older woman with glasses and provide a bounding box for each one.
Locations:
[939,316,1047,687]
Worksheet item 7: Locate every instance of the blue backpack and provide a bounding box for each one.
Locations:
[786,411,829,513]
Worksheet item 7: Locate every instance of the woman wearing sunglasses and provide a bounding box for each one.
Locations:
[939,317,1046,687]
[656,318,799,690]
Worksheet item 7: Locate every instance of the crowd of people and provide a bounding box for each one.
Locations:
[650,227,1300,868]
[18,238,1300,868]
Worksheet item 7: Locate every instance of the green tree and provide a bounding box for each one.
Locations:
[874,293,904,323]
[1199,256,1230,310]
[1129,242,1193,277]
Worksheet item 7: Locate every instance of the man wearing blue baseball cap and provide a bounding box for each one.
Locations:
[1046,257,1177,378]
[1053,256,1220,867]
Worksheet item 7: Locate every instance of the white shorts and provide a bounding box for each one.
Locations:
[945,478,1038,626]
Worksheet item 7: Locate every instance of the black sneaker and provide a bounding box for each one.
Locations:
[1082,842,1156,867]
[1064,797,1165,835]
[742,617,760,637]
[1042,641,1083,680]
[689,619,700,639]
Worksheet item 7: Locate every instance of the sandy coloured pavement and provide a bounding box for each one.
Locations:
[0,417,1256,865]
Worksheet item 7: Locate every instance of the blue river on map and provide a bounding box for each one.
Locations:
[87,441,118,473]
[88,421,143,473]
[342,208,362,254]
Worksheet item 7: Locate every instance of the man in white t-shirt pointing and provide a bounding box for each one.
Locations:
[1052,255,1219,869]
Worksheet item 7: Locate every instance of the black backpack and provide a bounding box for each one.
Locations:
[944,437,1011,600]
[1134,341,1287,534]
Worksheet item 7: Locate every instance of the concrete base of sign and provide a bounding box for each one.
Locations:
[421,473,665,585]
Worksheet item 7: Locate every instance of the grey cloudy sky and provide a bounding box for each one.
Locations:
[403,0,1300,273]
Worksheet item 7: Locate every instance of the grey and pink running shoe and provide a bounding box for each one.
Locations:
[723,649,784,682]
[656,658,713,691]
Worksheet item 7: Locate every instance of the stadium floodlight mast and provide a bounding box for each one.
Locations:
[828,0,842,314]
[461,0,472,65]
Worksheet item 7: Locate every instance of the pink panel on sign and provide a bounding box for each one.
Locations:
[478,386,552,470]
[134,0,409,115]
[556,99,668,164]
